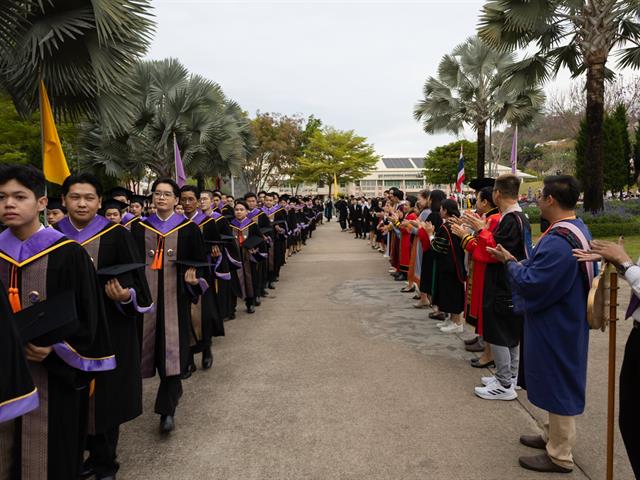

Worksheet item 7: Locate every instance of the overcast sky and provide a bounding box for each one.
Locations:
[147,0,566,157]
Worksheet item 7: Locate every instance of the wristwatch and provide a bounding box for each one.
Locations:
[618,261,635,276]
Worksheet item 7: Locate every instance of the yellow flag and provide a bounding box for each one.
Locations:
[40,81,70,185]
[333,173,339,199]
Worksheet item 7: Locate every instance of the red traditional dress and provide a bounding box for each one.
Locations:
[400,211,418,274]
[460,208,501,335]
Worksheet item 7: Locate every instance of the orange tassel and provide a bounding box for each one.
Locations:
[89,379,96,397]
[151,237,164,270]
[8,266,21,313]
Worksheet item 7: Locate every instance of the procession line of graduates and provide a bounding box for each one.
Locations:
[0,163,324,480]
[353,175,638,475]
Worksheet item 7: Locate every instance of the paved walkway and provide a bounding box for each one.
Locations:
[119,223,634,479]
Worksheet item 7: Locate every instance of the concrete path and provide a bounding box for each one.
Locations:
[118,223,635,479]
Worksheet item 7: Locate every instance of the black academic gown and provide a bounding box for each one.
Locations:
[431,222,467,314]
[419,212,443,295]
[130,217,208,380]
[0,282,38,476]
[228,221,263,303]
[482,211,530,348]
[209,214,235,320]
[56,218,153,434]
[0,231,113,480]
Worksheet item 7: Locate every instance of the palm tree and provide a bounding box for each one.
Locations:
[478,1,640,211]
[0,0,154,132]
[80,58,252,187]
[414,35,544,179]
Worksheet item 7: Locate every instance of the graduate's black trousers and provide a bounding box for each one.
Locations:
[339,215,347,230]
[155,376,183,416]
[620,325,640,478]
[87,427,120,477]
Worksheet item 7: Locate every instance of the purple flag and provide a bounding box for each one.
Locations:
[510,125,518,174]
[174,135,186,187]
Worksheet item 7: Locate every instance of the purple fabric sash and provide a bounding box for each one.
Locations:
[188,210,208,225]
[247,208,261,219]
[0,227,65,262]
[121,212,135,225]
[231,217,253,229]
[145,213,186,234]
[210,211,222,220]
[56,215,111,244]
[126,288,155,314]
[52,342,116,372]
[0,388,39,423]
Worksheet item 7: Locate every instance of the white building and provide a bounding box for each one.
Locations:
[275,157,536,198]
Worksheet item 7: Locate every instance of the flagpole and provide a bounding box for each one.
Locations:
[39,80,49,227]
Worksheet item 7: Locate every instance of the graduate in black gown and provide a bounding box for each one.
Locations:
[130,178,209,434]
[0,164,114,480]
[228,200,264,314]
[245,192,271,301]
[56,173,153,480]
[0,280,39,474]
[262,192,287,285]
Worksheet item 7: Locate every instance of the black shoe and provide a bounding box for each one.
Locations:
[229,312,236,320]
[246,304,256,314]
[80,461,95,479]
[96,475,117,480]
[160,415,175,433]
[181,360,196,379]
[268,282,276,289]
[202,347,213,370]
[261,290,269,297]
[470,359,495,368]
[255,297,261,306]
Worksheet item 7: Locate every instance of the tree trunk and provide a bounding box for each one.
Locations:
[583,62,606,212]
[196,174,205,192]
[476,122,486,179]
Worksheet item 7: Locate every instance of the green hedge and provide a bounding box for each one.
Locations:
[586,223,640,237]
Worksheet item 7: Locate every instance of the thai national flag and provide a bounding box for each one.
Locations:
[455,148,465,193]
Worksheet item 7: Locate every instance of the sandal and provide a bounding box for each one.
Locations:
[400,286,415,293]
[429,311,446,320]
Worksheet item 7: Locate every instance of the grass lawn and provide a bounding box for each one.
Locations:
[531,224,640,260]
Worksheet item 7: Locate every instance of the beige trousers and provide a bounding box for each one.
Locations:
[542,412,576,470]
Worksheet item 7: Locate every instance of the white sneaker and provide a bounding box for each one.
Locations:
[481,375,496,386]
[440,322,464,333]
[474,379,518,401]
[436,316,452,328]
[482,375,521,390]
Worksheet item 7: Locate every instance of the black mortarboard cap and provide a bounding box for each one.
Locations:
[15,290,79,345]
[96,263,146,277]
[101,199,128,212]
[130,194,147,206]
[260,227,274,235]
[172,259,214,268]
[241,235,264,250]
[468,178,495,192]
[47,197,66,212]
[106,187,133,201]
[272,220,288,226]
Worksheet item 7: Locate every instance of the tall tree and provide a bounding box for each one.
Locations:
[80,58,251,185]
[240,112,305,193]
[293,127,379,194]
[612,103,632,187]
[602,113,627,195]
[414,35,544,179]
[0,0,154,132]
[635,121,640,183]
[574,118,587,184]
[423,140,477,187]
[479,0,640,212]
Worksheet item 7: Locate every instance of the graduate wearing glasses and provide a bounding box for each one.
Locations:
[130,178,208,434]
